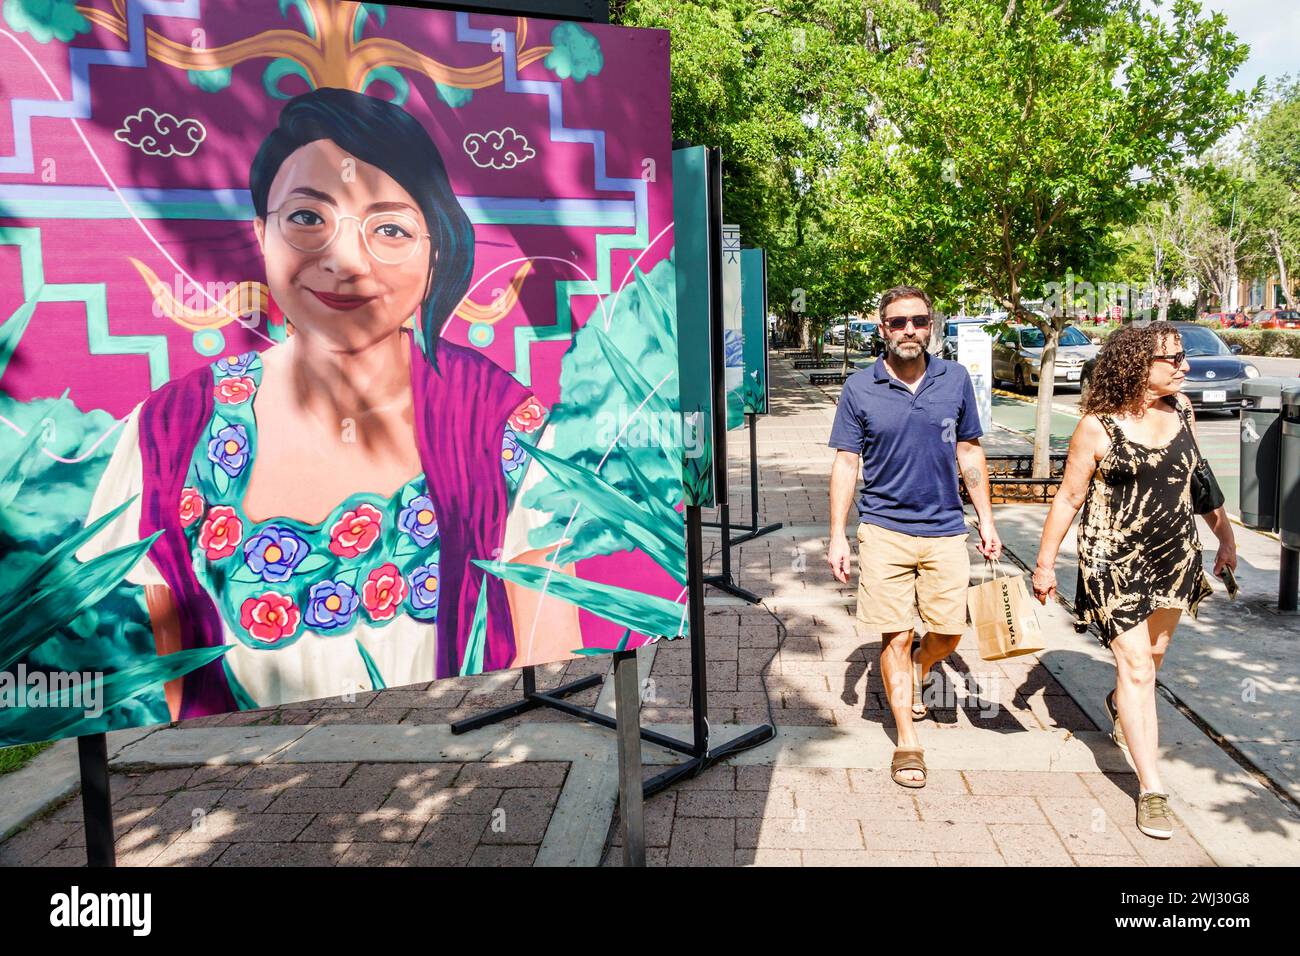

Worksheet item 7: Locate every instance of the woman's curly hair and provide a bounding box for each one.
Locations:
[1080,321,1183,418]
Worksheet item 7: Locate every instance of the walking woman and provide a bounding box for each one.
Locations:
[1032,321,1236,839]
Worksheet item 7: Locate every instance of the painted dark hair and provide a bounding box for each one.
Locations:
[249,87,472,366]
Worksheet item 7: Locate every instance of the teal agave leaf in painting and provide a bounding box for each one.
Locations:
[682,438,713,509]
[521,255,683,565]
[0,644,229,746]
[474,561,686,640]
[742,368,766,415]
[513,435,685,584]
[0,393,208,744]
[459,581,490,677]
[570,628,631,656]
[501,252,693,644]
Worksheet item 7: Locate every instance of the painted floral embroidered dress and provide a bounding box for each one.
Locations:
[78,350,548,709]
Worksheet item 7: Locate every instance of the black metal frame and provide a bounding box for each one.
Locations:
[690,145,761,604]
[398,0,608,23]
[78,733,115,867]
[1280,546,1298,613]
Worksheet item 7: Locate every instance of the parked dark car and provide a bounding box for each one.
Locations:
[867,325,885,357]
[940,317,995,360]
[1080,322,1260,413]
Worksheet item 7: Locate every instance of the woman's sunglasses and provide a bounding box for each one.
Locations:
[1153,351,1187,366]
[885,314,931,331]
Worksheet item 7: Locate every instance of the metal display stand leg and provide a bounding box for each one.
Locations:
[702,501,762,604]
[448,666,605,734]
[1281,546,1298,613]
[78,732,115,868]
[450,506,776,799]
[702,412,783,545]
[612,649,645,866]
[644,507,774,792]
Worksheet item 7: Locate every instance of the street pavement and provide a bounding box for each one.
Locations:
[1,351,1297,867]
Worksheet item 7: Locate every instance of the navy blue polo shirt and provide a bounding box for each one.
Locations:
[828,353,983,536]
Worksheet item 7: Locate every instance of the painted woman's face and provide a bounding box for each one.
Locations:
[253,139,432,351]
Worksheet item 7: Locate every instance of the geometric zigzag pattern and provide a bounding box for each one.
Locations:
[0,225,171,389]
[456,13,653,387]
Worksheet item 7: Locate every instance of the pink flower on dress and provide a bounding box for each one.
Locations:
[240,592,300,643]
[179,486,205,527]
[508,395,547,434]
[198,505,243,560]
[328,503,383,558]
[214,375,256,405]
[361,563,408,621]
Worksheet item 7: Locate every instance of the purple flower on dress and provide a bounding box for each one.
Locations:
[304,580,359,631]
[501,430,527,474]
[398,495,438,547]
[242,526,310,582]
[408,564,439,613]
[215,352,257,376]
[207,424,250,477]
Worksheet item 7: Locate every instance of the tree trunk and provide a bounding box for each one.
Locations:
[1031,320,1061,479]
[1272,230,1290,307]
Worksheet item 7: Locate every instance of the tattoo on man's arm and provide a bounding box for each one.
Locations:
[961,466,982,488]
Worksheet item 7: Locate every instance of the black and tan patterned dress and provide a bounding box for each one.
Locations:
[1075,394,1214,647]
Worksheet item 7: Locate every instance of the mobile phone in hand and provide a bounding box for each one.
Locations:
[1218,565,1239,600]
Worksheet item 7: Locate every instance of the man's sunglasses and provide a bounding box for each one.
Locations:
[1153,351,1186,366]
[885,314,931,331]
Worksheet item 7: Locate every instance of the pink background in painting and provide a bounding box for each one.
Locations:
[0,3,679,657]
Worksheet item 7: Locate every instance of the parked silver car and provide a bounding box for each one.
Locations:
[992,324,1099,392]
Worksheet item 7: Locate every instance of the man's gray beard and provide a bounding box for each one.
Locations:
[886,339,926,360]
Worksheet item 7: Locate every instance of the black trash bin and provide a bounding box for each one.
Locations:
[1280,383,1300,551]
[1239,378,1288,532]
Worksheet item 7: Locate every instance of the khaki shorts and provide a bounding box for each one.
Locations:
[856,522,971,634]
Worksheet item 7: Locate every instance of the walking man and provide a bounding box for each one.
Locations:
[827,286,1002,788]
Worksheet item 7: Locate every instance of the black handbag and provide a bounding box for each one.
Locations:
[1191,455,1225,514]
[1176,399,1224,514]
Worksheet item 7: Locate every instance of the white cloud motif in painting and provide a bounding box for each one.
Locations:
[114,108,207,158]
[463,127,537,170]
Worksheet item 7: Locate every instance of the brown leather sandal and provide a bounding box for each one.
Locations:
[911,648,927,720]
[891,745,927,788]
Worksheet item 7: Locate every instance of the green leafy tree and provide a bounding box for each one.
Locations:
[850,0,1254,474]
[614,0,876,348]
[1246,78,1300,305]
